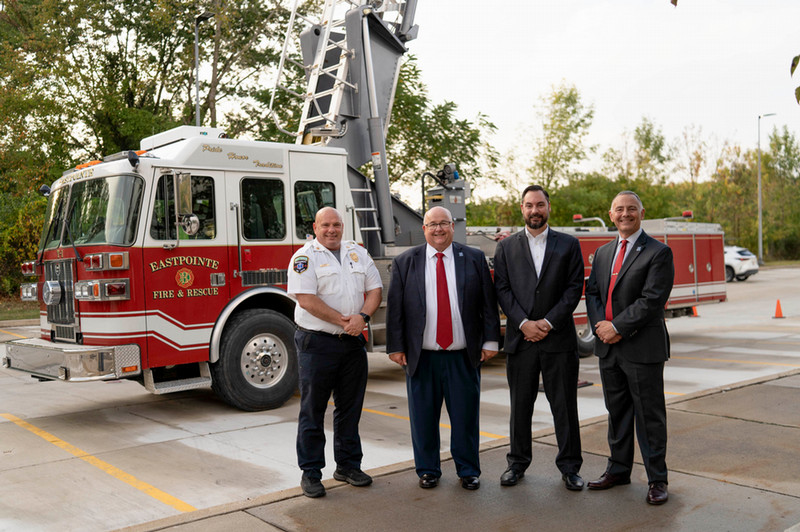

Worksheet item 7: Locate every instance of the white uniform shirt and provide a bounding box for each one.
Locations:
[287,239,382,335]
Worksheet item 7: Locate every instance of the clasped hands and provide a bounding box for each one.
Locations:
[340,313,366,336]
[521,319,551,342]
[594,320,622,344]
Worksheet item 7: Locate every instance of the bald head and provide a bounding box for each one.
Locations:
[423,206,455,252]
[313,207,344,250]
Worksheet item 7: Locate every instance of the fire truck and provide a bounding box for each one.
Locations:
[3,0,727,410]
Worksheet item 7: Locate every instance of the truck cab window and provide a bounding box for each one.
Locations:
[294,181,335,239]
[241,178,286,240]
[150,174,216,240]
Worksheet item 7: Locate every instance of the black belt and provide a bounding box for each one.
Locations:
[297,326,350,339]
[421,348,467,354]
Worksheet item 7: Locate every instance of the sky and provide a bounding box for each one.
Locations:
[407,0,800,182]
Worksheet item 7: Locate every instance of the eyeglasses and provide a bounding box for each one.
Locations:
[424,221,453,230]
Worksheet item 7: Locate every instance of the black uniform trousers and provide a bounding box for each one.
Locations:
[295,329,368,478]
[506,341,582,475]
[599,345,668,483]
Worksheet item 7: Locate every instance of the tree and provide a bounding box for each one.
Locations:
[764,126,800,258]
[604,117,671,185]
[526,82,595,190]
[384,56,500,191]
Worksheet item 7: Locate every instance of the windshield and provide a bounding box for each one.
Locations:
[41,175,145,250]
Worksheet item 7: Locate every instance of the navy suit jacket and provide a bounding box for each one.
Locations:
[585,230,674,362]
[386,242,501,377]
[493,228,584,354]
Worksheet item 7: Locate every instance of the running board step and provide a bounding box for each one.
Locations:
[143,362,212,394]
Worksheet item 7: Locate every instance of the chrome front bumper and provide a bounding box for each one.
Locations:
[2,338,141,382]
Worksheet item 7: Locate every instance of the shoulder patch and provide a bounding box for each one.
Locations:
[293,255,309,274]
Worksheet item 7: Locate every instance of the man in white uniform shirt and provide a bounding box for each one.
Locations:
[287,207,382,498]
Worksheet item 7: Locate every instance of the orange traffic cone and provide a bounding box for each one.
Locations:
[773,300,785,319]
[689,306,699,318]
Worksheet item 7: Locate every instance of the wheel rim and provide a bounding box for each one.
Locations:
[240,334,288,388]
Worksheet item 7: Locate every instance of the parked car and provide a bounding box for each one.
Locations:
[724,246,759,282]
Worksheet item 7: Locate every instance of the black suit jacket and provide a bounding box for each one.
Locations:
[386,242,501,377]
[493,228,584,354]
[585,230,674,362]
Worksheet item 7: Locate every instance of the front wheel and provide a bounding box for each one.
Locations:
[725,266,734,282]
[211,309,298,411]
[735,274,749,281]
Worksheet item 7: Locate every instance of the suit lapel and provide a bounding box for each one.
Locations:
[617,231,649,282]
[517,230,538,283]
[413,246,426,309]
[453,242,466,313]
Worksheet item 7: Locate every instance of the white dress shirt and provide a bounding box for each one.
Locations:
[422,244,467,350]
[520,226,553,330]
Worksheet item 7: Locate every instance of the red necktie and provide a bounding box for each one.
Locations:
[605,239,628,321]
[435,252,453,349]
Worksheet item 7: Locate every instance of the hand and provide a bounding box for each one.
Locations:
[341,314,365,336]
[389,352,407,366]
[481,349,499,362]
[521,319,550,342]
[595,321,622,344]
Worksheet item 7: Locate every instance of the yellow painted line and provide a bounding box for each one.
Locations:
[0,413,196,513]
[0,329,27,339]
[672,355,800,368]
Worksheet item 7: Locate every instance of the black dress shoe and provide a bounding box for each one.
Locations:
[562,472,585,491]
[647,481,668,505]
[460,476,480,490]
[587,471,631,490]
[419,473,439,489]
[500,468,524,486]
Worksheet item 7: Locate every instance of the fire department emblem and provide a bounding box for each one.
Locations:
[293,255,309,274]
[349,251,359,263]
[175,268,195,288]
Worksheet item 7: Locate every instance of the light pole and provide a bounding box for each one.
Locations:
[194,12,215,127]
[757,112,776,264]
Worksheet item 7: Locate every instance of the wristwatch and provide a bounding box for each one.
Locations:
[359,312,371,323]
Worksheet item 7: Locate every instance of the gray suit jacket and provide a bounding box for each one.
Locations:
[585,230,674,362]
[386,242,501,377]
[493,228,584,354]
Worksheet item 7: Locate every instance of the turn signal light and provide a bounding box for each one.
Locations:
[84,252,128,271]
[74,279,130,301]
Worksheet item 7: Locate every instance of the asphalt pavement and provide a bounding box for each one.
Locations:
[119,368,800,532]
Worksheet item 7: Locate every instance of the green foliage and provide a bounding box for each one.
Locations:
[0,193,46,295]
[386,56,500,188]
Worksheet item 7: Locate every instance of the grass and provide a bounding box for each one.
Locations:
[0,297,40,321]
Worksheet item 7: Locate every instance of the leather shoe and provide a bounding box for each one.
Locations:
[419,473,439,489]
[500,468,524,486]
[460,476,480,490]
[562,472,585,491]
[587,471,631,490]
[647,481,668,505]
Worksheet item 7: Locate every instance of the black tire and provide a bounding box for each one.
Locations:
[735,274,748,281]
[211,309,298,411]
[725,266,734,283]
[576,323,595,358]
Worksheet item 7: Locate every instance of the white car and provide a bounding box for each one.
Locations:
[724,246,759,282]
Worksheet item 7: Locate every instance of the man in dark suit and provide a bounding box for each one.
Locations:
[386,206,501,491]
[493,185,585,491]
[584,191,674,505]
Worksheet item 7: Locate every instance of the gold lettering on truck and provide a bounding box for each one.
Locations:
[149,256,220,272]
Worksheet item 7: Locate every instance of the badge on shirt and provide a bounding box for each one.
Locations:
[293,255,309,274]
[349,251,359,263]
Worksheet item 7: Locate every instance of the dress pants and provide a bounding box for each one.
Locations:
[406,349,481,478]
[295,330,368,478]
[506,341,582,474]
[599,346,668,483]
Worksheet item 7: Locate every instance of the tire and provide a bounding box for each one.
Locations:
[576,323,595,358]
[735,274,748,281]
[211,309,298,411]
[725,266,734,283]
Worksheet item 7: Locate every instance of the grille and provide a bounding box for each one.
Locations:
[240,269,288,287]
[45,259,77,340]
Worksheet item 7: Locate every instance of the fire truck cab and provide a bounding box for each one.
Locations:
[7,126,359,411]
